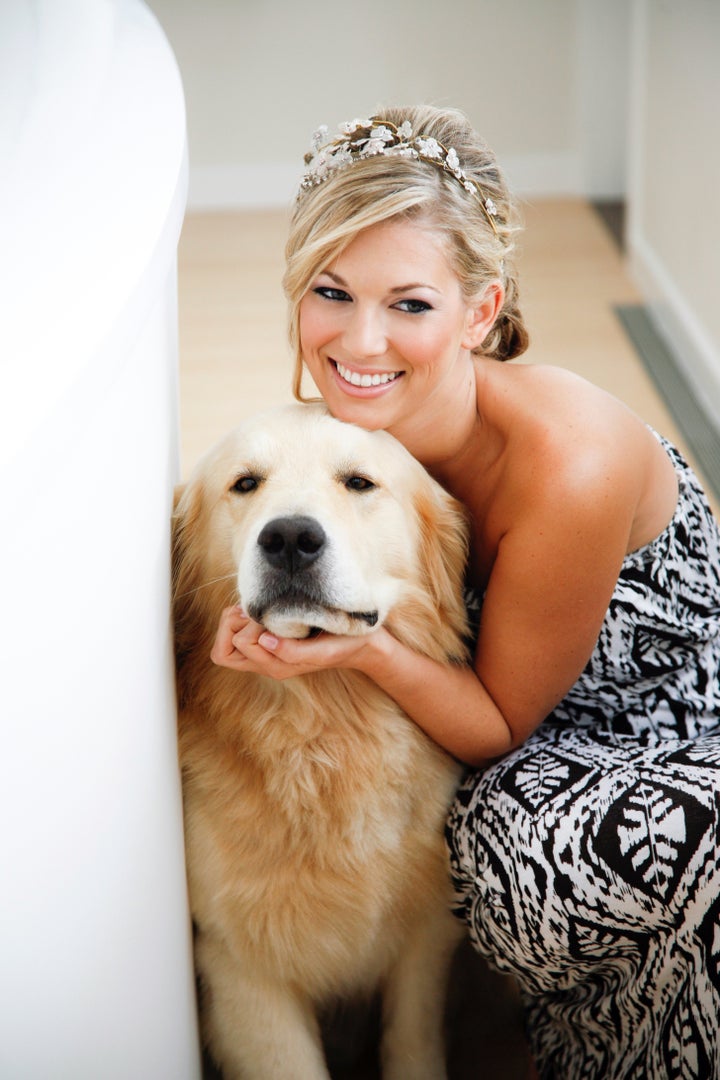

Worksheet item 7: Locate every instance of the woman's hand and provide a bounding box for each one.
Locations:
[210,604,510,765]
[210,605,378,681]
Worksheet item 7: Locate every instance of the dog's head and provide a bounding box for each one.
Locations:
[173,404,469,660]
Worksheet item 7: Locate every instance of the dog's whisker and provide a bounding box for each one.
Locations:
[175,572,238,600]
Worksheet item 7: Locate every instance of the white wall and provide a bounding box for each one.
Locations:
[627,0,720,424]
[576,0,632,198]
[0,2,200,1074]
[147,0,631,207]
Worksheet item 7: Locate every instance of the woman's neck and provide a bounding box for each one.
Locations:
[391,366,476,466]
[389,360,500,496]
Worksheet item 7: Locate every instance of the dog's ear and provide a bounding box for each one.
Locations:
[414,482,470,651]
[171,480,206,609]
[172,476,220,689]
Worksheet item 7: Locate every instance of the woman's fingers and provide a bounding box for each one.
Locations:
[209,604,379,681]
[209,605,318,677]
[209,604,251,667]
[254,627,369,673]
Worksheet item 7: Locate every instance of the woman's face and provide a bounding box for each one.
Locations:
[298,219,494,437]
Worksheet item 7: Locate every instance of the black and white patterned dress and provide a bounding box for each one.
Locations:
[446,435,720,1079]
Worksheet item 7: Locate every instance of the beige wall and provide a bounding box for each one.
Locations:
[147,0,630,206]
[628,0,720,421]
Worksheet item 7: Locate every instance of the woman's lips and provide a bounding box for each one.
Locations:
[331,360,404,394]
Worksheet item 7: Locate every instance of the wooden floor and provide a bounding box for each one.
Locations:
[176,199,707,1080]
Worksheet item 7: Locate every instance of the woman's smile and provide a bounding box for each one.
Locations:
[331,359,405,393]
[298,218,489,433]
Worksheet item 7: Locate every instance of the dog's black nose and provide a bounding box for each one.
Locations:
[257,516,326,573]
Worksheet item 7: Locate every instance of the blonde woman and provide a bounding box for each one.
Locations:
[213,106,720,1078]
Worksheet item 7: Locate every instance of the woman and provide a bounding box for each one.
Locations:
[211,106,720,1077]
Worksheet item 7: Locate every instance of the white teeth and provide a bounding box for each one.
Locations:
[336,362,400,387]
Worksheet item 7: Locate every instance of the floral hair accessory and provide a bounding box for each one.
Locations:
[299,117,500,237]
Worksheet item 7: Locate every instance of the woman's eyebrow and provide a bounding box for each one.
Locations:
[318,269,440,295]
[388,283,441,295]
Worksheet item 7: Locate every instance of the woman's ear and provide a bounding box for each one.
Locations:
[462,281,505,350]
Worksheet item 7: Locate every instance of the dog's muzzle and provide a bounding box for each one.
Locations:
[248,515,378,633]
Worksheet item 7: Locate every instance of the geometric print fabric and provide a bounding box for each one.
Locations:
[448,436,720,1078]
[447,725,720,1078]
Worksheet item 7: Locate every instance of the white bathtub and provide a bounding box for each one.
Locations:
[0,1,200,1075]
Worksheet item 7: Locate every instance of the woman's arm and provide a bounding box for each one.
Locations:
[211,439,640,765]
[210,606,512,764]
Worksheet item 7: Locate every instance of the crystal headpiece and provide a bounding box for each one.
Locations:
[299,117,500,237]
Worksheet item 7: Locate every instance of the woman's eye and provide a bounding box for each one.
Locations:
[230,475,260,494]
[313,286,352,303]
[344,475,376,493]
[393,298,432,314]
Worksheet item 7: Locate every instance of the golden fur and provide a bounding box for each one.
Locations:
[172,404,469,1079]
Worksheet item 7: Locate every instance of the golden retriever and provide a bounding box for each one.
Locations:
[172,403,469,1079]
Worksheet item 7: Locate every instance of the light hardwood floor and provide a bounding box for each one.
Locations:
[175,199,706,1080]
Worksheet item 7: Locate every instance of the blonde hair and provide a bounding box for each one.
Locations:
[284,105,529,401]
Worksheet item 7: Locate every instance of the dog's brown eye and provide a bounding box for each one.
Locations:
[231,475,260,494]
[344,475,376,493]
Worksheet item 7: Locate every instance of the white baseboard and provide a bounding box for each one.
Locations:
[186,150,603,211]
[628,230,720,428]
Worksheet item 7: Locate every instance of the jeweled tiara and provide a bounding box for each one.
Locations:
[298,117,500,237]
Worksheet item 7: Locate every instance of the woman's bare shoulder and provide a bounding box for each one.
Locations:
[483,361,677,551]
[487,362,640,464]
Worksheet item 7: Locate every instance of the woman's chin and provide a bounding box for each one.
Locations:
[325,396,395,431]
[323,370,405,427]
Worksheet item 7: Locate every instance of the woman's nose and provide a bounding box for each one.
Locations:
[342,307,387,358]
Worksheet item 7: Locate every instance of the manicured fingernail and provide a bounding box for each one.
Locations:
[259,632,278,650]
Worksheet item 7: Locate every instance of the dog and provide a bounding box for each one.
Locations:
[172,403,470,1079]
